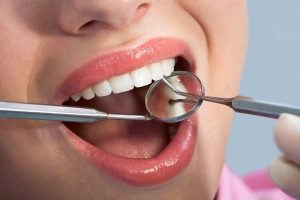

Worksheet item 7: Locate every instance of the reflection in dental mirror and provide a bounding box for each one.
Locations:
[146,71,300,123]
[145,71,205,123]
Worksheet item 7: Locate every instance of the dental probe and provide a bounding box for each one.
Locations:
[159,71,300,121]
[173,95,300,119]
[0,101,151,123]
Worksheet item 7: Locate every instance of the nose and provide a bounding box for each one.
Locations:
[57,0,150,34]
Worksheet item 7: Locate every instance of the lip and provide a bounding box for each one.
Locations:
[55,37,198,187]
[56,37,194,104]
[60,117,197,187]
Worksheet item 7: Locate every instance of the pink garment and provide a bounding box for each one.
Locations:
[217,166,295,200]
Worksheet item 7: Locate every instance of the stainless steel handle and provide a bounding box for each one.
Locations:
[0,101,150,122]
[232,96,300,119]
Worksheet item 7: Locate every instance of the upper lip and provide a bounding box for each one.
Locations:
[55,37,194,104]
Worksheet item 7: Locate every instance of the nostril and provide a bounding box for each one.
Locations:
[66,3,150,34]
[138,3,149,10]
[132,3,150,23]
[79,20,96,31]
[78,19,113,33]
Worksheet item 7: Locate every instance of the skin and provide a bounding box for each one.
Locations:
[0,0,249,199]
[271,114,300,199]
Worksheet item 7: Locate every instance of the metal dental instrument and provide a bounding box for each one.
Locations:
[1,71,300,123]
[0,101,151,123]
[145,71,300,123]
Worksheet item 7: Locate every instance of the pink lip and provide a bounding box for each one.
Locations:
[61,118,197,187]
[56,38,198,187]
[56,38,193,103]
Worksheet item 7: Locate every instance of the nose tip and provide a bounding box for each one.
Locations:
[58,1,150,35]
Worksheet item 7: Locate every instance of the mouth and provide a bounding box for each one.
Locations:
[57,38,198,187]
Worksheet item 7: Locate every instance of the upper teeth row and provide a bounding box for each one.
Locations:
[71,58,175,101]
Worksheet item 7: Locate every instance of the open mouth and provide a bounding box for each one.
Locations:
[57,38,198,187]
[63,56,189,158]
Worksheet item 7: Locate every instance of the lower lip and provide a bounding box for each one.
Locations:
[60,117,197,187]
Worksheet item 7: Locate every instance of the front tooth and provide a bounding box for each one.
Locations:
[81,87,95,100]
[161,59,175,76]
[148,62,164,81]
[93,80,112,97]
[130,66,152,87]
[109,73,134,94]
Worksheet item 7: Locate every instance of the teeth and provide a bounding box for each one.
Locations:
[69,58,176,101]
[167,103,186,118]
[93,80,112,97]
[81,88,95,100]
[148,62,164,81]
[161,59,175,76]
[109,73,134,94]
[130,66,152,87]
[71,93,81,102]
[164,77,187,118]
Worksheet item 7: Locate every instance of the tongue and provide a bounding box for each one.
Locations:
[65,88,170,158]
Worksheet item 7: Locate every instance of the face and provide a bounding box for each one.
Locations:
[0,1,247,199]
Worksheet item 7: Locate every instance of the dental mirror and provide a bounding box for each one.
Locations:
[145,71,204,123]
[0,71,300,123]
[145,71,300,122]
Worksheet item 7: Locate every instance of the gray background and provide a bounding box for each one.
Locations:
[226,0,300,175]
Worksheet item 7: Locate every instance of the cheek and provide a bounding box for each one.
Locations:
[180,0,248,96]
[182,0,248,188]
[0,14,41,101]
